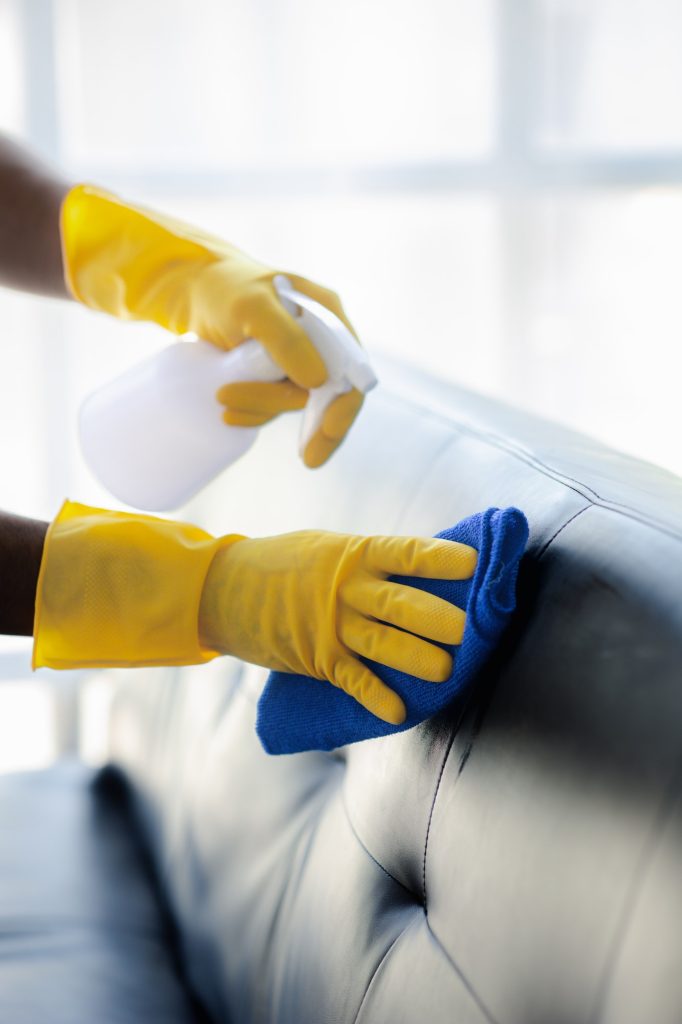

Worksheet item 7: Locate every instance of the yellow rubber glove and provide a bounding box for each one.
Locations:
[199,531,478,724]
[61,184,364,467]
[32,500,239,669]
[33,502,477,724]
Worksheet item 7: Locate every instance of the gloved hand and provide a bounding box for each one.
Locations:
[198,529,477,724]
[33,502,477,724]
[60,184,364,467]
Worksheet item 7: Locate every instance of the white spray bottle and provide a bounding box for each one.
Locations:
[78,276,378,511]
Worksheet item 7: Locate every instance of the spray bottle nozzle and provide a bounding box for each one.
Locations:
[273,276,378,455]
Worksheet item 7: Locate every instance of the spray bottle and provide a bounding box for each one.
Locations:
[78,276,378,511]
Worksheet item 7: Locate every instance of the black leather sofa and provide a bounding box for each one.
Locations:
[1,356,681,1023]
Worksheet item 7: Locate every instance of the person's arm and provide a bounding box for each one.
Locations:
[0,133,69,297]
[0,511,48,635]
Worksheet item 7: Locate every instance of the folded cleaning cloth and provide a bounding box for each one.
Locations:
[256,507,529,755]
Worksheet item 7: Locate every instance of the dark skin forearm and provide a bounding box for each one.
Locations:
[0,133,70,298]
[0,512,48,635]
[0,136,66,635]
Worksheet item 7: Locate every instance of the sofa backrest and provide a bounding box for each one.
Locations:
[105,356,682,1024]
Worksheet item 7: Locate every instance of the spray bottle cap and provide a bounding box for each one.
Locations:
[274,275,378,395]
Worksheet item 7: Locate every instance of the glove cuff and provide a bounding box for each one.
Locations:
[60,184,218,327]
[32,499,243,670]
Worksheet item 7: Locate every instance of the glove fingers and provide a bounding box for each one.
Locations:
[216,379,308,415]
[242,287,327,389]
[333,655,406,725]
[301,389,364,468]
[322,388,364,440]
[286,275,359,339]
[340,609,452,683]
[343,577,466,645]
[222,409,272,427]
[365,535,478,581]
[302,432,342,469]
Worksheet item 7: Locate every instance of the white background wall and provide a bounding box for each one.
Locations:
[0,0,681,769]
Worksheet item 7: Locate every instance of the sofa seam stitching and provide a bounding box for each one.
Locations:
[351,918,415,1024]
[424,916,502,1024]
[381,391,602,500]
[346,476,591,1020]
[376,385,682,1024]
[380,389,622,500]
[421,731,457,909]
[412,502,589,1021]
[537,504,592,560]
[342,782,496,1022]
[382,390,682,544]
[340,788,415,898]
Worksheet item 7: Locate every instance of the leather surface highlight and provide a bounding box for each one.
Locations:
[103,356,682,1023]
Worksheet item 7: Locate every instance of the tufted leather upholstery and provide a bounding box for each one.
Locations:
[105,356,682,1024]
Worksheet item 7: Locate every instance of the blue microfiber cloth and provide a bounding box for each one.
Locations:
[256,507,529,755]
